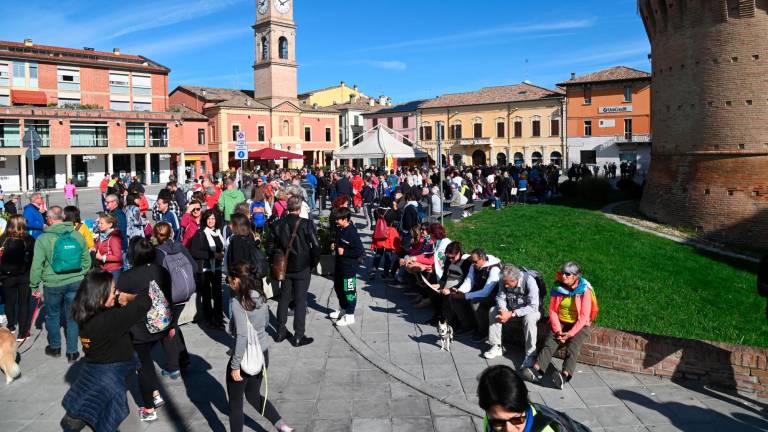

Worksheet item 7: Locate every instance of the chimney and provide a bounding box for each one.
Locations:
[312,103,318,110]
[340,80,345,87]
[113,48,121,55]
[570,72,576,80]
[368,98,375,107]
[23,38,33,47]
[378,95,387,105]
[201,89,206,97]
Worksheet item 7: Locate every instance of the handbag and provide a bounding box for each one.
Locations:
[240,316,265,375]
[271,219,301,281]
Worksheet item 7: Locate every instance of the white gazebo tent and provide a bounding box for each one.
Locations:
[334,124,428,160]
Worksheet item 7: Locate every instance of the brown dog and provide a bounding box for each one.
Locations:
[0,327,20,384]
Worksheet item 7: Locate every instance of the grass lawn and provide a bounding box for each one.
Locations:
[445,204,767,348]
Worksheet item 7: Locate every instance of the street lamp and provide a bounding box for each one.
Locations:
[436,120,445,225]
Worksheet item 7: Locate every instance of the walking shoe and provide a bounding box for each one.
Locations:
[45,345,62,358]
[139,408,157,422]
[552,371,565,390]
[66,352,80,364]
[522,355,536,369]
[483,345,504,359]
[521,367,541,383]
[274,330,293,343]
[153,394,165,408]
[161,369,181,380]
[291,336,314,347]
[328,310,342,320]
[335,314,355,327]
[60,414,87,431]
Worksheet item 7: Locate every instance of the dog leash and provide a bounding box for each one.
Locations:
[17,297,43,354]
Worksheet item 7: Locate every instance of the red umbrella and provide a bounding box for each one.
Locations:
[248,148,303,160]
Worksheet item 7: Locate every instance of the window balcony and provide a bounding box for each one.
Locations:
[71,137,108,147]
[615,133,652,144]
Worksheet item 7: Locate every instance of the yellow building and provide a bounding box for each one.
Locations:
[298,81,373,107]
[417,83,565,167]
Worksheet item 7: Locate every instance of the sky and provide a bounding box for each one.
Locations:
[1,0,651,103]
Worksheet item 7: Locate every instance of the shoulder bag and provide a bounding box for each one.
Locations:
[270,219,301,281]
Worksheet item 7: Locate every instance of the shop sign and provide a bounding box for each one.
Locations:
[598,106,632,114]
[159,154,171,160]
[0,156,6,162]
[82,155,97,161]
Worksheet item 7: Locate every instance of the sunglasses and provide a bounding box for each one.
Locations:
[190,208,201,212]
[561,272,574,277]
[487,414,527,429]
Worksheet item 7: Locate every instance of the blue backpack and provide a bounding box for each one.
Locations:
[250,201,267,228]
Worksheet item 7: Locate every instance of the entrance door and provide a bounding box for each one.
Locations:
[72,156,88,187]
[32,155,56,190]
[471,150,486,166]
[150,154,160,184]
[135,155,146,184]
[113,154,131,180]
[185,161,196,180]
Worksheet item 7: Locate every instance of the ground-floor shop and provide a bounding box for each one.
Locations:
[422,143,564,168]
[566,136,651,175]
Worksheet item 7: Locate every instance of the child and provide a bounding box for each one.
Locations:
[329,207,363,327]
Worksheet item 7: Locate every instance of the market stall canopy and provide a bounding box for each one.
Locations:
[334,125,428,160]
[248,148,303,160]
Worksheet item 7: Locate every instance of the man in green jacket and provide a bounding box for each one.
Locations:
[217,177,246,222]
[29,206,91,363]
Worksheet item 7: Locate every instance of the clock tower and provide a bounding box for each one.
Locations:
[253,0,297,107]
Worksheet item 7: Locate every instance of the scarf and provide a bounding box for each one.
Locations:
[98,228,114,242]
[550,276,589,297]
[203,227,222,271]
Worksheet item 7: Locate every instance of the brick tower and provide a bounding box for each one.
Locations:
[638,0,768,250]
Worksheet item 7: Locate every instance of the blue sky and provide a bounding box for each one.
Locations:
[1,0,651,103]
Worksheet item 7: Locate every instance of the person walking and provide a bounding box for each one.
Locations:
[218,177,246,223]
[0,215,35,340]
[29,206,90,362]
[267,196,319,347]
[189,209,226,329]
[226,261,295,432]
[329,207,363,327]
[64,178,77,206]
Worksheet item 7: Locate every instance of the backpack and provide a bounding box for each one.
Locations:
[249,245,268,280]
[530,403,592,432]
[251,201,267,228]
[159,248,196,304]
[373,210,389,240]
[51,231,84,274]
[521,267,548,317]
[145,280,172,334]
[239,314,265,375]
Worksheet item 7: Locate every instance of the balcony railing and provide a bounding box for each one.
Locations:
[71,137,108,147]
[615,133,651,144]
[150,138,169,147]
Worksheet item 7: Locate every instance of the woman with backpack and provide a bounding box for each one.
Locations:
[189,209,226,330]
[226,260,294,432]
[249,187,269,234]
[226,214,265,282]
[118,237,173,422]
[123,193,146,241]
[93,213,123,281]
[0,215,35,340]
[63,206,94,251]
[522,261,595,390]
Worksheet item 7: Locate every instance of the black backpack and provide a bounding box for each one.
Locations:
[530,403,591,432]
[521,266,548,317]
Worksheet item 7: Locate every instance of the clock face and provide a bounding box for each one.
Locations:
[274,0,290,14]
[257,0,268,14]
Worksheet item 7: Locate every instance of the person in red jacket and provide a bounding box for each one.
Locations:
[93,212,124,281]
[351,172,364,211]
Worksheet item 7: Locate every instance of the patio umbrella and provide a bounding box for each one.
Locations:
[248,148,303,160]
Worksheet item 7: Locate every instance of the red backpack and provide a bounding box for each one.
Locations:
[373,210,389,240]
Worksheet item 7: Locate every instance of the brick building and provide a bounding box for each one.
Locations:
[638,0,768,250]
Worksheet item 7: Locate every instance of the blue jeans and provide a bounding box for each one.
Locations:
[44,281,81,354]
[493,197,502,209]
[308,188,316,210]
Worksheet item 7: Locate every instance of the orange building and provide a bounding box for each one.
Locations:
[558,66,652,173]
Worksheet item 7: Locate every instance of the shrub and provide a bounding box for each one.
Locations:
[558,178,621,208]
[616,178,644,200]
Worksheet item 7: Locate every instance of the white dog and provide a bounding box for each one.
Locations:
[437,320,454,352]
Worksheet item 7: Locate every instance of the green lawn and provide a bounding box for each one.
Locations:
[445,204,767,348]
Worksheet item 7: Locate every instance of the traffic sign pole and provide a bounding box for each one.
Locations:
[235,131,247,185]
[23,129,42,191]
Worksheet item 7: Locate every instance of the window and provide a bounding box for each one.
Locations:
[149,124,168,147]
[12,63,24,87]
[531,151,543,165]
[473,122,483,138]
[584,85,592,104]
[420,125,433,141]
[232,125,240,142]
[353,116,360,127]
[133,102,151,112]
[513,118,522,137]
[550,118,560,136]
[624,118,633,139]
[282,120,289,136]
[0,63,8,87]
[387,117,393,128]
[550,151,562,166]
[127,123,146,147]
[198,128,205,145]
[109,72,130,94]
[304,126,311,141]
[29,63,38,88]
[580,150,597,164]
[531,116,541,137]
[496,121,505,138]
[70,122,108,147]
[261,36,269,61]
[325,127,332,142]
[0,120,21,147]
[372,118,378,127]
[132,75,152,97]
[57,67,80,92]
[258,125,265,141]
[278,37,288,60]
[58,97,81,108]
[25,120,50,147]
[110,100,130,111]
[402,116,409,128]
[624,85,633,102]
[450,122,462,139]
[0,95,8,107]
[584,120,592,136]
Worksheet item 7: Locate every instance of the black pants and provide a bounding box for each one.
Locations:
[276,268,310,339]
[318,190,327,210]
[198,270,223,325]
[227,351,281,432]
[161,303,190,372]
[1,273,31,336]
[134,341,161,409]
[372,248,393,276]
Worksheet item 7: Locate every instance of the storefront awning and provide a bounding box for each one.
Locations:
[11,90,47,106]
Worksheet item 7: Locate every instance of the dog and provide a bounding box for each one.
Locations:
[437,320,454,352]
[0,327,20,384]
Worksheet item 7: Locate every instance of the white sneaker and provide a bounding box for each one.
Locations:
[335,314,355,327]
[483,344,504,359]
[328,310,342,320]
[522,354,536,369]
[0,315,7,327]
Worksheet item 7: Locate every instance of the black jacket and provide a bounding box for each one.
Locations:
[335,223,363,278]
[439,256,472,289]
[188,229,224,272]
[173,188,188,212]
[267,214,320,274]
[227,234,267,278]
[117,263,173,344]
[336,177,353,198]
[400,202,420,234]
[0,234,34,275]
[4,201,17,215]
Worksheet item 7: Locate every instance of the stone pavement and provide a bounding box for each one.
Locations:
[0,212,766,431]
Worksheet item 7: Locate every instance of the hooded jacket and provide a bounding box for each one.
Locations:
[458,255,502,301]
[29,222,90,291]
[217,188,246,222]
[23,203,45,239]
[94,229,123,272]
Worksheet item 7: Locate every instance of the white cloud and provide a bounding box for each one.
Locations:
[125,27,250,57]
[353,60,408,71]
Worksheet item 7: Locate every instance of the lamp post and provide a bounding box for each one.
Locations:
[436,120,445,225]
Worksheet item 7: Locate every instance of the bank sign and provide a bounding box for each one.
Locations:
[598,106,633,114]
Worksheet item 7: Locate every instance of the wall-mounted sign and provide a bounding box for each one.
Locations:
[598,119,615,128]
[0,156,6,162]
[598,106,632,114]
[82,155,97,161]
[159,154,171,160]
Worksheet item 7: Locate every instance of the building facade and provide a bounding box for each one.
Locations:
[0,39,205,191]
[298,81,368,107]
[169,0,340,170]
[638,0,768,249]
[363,100,424,148]
[558,66,652,172]
[333,96,387,148]
[416,83,564,167]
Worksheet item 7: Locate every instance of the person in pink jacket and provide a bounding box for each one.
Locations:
[180,199,202,248]
[64,178,77,206]
[522,261,594,390]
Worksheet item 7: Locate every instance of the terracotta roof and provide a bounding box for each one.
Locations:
[169,104,208,121]
[557,66,651,86]
[328,97,381,112]
[175,86,340,113]
[0,40,169,73]
[365,100,427,116]
[419,83,562,109]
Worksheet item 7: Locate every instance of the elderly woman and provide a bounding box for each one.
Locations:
[522,261,594,390]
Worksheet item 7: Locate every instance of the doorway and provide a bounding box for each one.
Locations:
[31,155,56,190]
[471,150,486,166]
[72,155,88,187]
[135,155,146,184]
[113,154,131,180]
[150,154,160,184]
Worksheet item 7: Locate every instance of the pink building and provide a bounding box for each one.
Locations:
[363,100,425,146]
